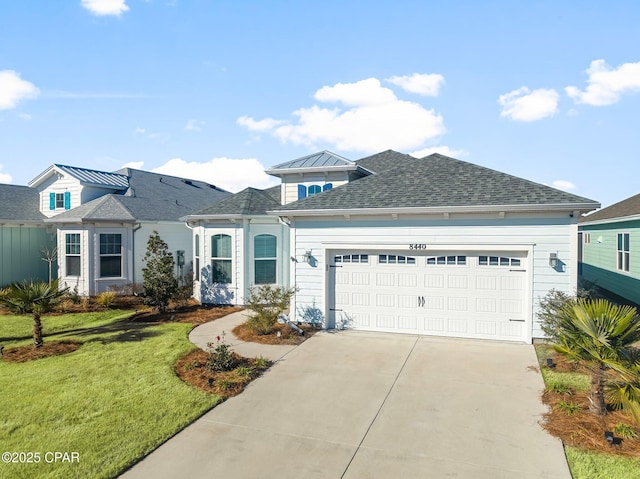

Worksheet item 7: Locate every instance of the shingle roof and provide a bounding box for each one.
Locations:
[272,151,599,213]
[580,193,640,223]
[191,186,281,216]
[49,169,231,222]
[268,151,353,170]
[0,184,46,222]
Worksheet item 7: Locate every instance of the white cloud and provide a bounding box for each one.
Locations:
[239,77,446,153]
[184,119,205,131]
[81,0,129,16]
[410,146,467,158]
[18,113,32,120]
[134,127,146,134]
[237,116,284,132]
[0,70,40,110]
[386,73,445,96]
[151,157,279,193]
[565,59,640,106]
[498,87,559,122]
[0,164,12,183]
[552,180,576,191]
[121,161,144,169]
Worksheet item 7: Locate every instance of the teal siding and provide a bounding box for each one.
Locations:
[580,220,640,304]
[0,226,56,286]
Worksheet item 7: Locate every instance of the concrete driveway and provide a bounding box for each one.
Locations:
[121,332,570,479]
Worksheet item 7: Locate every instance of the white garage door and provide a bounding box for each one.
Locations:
[330,251,528,342]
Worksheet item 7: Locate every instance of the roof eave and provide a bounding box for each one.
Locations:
[580,213,640,227]
[266,164,366,177]
[269,202,600,217]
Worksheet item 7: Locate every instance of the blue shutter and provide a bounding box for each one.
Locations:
[297,184,307,199]
[49,193,55,210]
[64,192,71,210]
[323,183,333,191]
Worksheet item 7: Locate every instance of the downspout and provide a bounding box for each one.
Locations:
[131,223,142,284]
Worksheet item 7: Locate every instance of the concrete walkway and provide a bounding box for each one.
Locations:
[188,310,299,361]
[122,321,571,479]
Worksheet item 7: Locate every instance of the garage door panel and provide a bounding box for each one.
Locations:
[331,251,528,342]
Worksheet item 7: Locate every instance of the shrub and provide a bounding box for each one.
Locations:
[614,423,638,439]
[555,400,582,415]
[142,231,178,313]
[244,285,297,335]
[538,289,579,343]
[206,334,237,372]
[252,356,270,370]
[549,383,574,395]
[233,366,255,378]
[96,291,116,308]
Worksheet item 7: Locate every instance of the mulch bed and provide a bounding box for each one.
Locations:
[2,340,82,362]
[175,349,272,397]
[232,321,319,345]
[540,352,640,457]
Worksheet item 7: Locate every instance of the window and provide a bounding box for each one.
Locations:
[335,254,369,263]
[49,192,71,210]
[194,234,200,281]
[211,234,232,283]
[323,183,333,191]
[584,233,591,244]
[378,254,416,265]
[99,233,122,277]
[426,255,466,265]
[254,234,277,284]
[65,233,81,276]
[479,255,521,267]
[617,233,630,272]
[308,185,321,196]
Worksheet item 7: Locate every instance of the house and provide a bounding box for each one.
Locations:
[0,184,55,285]
[188,150,600,343]
[579,193,640,305]
[0,164,230,293]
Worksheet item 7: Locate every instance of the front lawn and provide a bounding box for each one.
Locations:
[535,344,640,479]
[0,310,221,479]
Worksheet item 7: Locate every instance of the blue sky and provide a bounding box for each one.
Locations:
[1,1,639,208]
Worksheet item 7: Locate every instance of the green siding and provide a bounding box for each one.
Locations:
[0,226,56,286]
[580,220,640,304]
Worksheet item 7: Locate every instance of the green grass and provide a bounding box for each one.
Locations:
[534,344,640,478]
[565,447,640,479]
[0,310,221,479]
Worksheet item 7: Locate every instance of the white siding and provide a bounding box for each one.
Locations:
[280,172,349,204]
[37,175,84,218]
[289,213,578,340]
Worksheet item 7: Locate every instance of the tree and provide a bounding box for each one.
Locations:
[142,231,178,312]
[554,298,640,419]
[40,245,57,285]
[0,279,68,348]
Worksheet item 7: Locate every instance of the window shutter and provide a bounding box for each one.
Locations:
[297,184,307,200]
[64,192,71,210]
[49,193,55,210]
[323,183,333,191]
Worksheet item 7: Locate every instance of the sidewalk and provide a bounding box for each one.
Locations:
[188,310,299,361]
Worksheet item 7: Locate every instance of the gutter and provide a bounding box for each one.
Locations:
[579,213,640,227]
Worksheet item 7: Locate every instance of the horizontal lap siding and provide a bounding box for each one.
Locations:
[581,221,640,304]
[291,216,576,339]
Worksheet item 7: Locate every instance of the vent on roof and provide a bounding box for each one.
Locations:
[183,180,193,185]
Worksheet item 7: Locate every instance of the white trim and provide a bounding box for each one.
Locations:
[580,213,640,226]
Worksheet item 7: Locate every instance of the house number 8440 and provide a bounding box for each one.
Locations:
[409,244,427,250]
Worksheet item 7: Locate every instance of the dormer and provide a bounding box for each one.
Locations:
[266,151,372,205]
[28,164,129,218]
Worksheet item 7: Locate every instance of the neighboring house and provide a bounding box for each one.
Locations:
[2,164,230,294]
[0,184,55,285]
[579,193,640,305]
[188,150,600,343]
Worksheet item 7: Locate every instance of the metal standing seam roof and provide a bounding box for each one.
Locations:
[267,151,355,170]
[55,164,129,189]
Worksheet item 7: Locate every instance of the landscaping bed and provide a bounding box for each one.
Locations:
[233,320,319,345]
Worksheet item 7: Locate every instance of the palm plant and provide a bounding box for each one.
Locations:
[0,279,68,348]
[554,298,640,420]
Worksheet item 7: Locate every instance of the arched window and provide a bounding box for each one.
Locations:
[308,185,321,196]
[254,234,277,284]
[211,234,232,283]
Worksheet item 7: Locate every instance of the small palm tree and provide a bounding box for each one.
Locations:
[0,279,68,348]
[554,298,640,419]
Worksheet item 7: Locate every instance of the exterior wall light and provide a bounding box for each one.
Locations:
[549,253,558,268]
[303,250,313,264]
